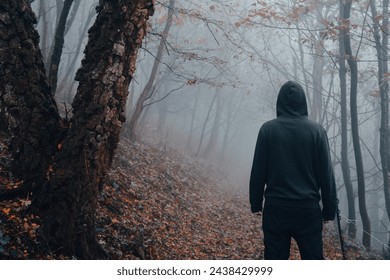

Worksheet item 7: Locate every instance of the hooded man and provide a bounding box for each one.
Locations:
[249,81,336,260]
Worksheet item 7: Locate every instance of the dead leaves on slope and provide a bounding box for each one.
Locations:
[96,139,263,259]
[0,134,383,260]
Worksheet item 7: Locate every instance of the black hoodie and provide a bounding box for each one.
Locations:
[249,81,336,220]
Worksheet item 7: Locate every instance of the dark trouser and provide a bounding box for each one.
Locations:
[262,204,324,260]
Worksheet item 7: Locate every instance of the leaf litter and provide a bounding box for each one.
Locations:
[0,134,383,259]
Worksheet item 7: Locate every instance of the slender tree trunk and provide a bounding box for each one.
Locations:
[156,83,169,135]
[46,0,81,75]
[39,0,49,61]
[56,0,64,25]
[64,0,81,37]
[312,40,324,123]
[296,28,312,109]
[186,87,200,150]
[0,0,62,188]
[32,0,154,259]
[311,4,325,123]
[48,0,74,95]
[127,80,136,114]
[127,0,175,141]
[371,0,390,249]
[339,1,356,239]
[202,88,222,158]
[382,0,390,235]
[343,0,371,249]
[219,94,234,166]
[292,56,298,81]
[57,6,95,100]
[195,92,217,157]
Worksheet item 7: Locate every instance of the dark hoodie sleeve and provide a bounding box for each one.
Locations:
[249,127,267,213]
[318,129,337,220]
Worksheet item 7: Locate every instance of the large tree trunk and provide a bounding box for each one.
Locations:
[31,0,154,259]
[338,1,356,239]
[343,0,371,249]
[0,0,62,188]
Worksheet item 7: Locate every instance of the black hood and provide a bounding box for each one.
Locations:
[276,81,308,117]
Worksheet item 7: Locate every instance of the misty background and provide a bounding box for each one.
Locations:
[30,0,390,253]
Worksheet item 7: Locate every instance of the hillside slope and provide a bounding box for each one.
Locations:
[97,139,263,259]
[0,134,381,259]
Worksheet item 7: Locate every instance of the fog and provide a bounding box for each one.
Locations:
[31,0,390,252]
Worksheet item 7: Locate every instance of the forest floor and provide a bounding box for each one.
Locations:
[0,133,383,260]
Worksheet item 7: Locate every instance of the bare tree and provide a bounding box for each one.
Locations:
[127,0,175,140]
[370,0,390,253]
[339,0,356,239]
[342,0,371,249]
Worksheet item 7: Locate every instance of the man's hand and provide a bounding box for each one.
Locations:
[254,211,262,216]
[251,205,262,214]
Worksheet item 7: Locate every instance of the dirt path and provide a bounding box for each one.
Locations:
[97,139,350,260]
